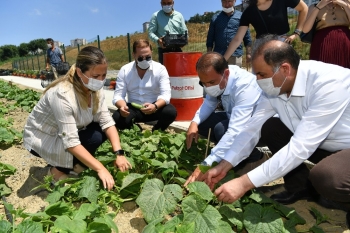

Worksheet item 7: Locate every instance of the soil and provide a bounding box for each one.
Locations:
[0,96,349,233]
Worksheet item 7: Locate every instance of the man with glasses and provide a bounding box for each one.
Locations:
[184,52,264,186]
[112,39,177,131]
[207,0,252,67]
[148,0,188,64]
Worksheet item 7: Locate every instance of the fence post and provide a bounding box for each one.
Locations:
[37,54,41,70]
[78,43,80,52]
[22,58,25,70]
[31,56,35,70]
[62,44,66,62]
[127,33,131,62]
[97,35,100,49]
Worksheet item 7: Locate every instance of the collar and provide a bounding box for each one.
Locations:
[287,60,306,98]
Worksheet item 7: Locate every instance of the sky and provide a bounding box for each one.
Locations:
[0,0,242,47]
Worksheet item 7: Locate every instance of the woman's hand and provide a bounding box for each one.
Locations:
[96,168,115,191]
[284,34,298,44]
[115,155,132,172]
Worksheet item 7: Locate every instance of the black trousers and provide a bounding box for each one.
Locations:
[30,122,107,174]
[158,47,182,64]
[262,117,350,210]
[112,103,177,131]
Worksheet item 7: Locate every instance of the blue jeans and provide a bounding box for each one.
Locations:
[198,112,228,143]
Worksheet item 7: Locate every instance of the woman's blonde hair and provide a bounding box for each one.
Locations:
[43,46,107,114]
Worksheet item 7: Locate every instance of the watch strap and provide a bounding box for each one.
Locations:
[114,149,125,155]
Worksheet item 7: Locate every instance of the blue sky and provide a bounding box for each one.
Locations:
[0,0,242,47]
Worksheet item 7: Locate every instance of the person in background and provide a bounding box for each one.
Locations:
[207,0,252,67]
[202,35,350,225]
[223,0,308,61]
[112,39,177,131]
[148,0,188,64]
[302,0,350,68]
[23,46,131,191]
[46,38,65,79]
[184,52,266,186]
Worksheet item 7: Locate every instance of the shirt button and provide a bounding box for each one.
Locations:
[62,132,66,136]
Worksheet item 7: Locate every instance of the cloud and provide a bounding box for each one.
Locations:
[90,8,99,13]
[30,9,42,16]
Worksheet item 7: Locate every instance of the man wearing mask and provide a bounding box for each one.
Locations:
[201,35,350,226]
[112,39,177,131]
[207,0,252,67]
[148,0,188,64]
[46,38,65,78]
[184,52,265,185]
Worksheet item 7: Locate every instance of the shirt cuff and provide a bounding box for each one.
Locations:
[204,154,222,166]
[247,165,269,188]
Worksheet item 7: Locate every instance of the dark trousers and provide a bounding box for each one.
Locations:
[198,112,228,143]
[262,117,350,209]
[112,103,177,131]
[158,47,182,64]
[30,122,107,174]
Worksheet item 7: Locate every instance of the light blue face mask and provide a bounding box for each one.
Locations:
[256,66,287,97]
[81,73,106,91]
[162,5,173,13]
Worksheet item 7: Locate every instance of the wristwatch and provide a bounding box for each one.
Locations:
[153,103,158,112]
[114,149,125,156]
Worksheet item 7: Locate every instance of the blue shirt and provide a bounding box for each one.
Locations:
[206,10,252,57]
[47,47,63,66]
[148,10,188,46]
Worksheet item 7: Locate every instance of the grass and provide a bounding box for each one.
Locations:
[1,17,311,71]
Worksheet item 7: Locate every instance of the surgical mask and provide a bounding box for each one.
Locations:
[137,60,152,70]
[162,5,173,13]
[256,67,287,97]
[47,44,52,48]
[203,75,226,97]
[81,73,106,91]
[222,7,234,13]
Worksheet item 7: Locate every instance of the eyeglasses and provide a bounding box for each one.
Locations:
[137,55,152,62]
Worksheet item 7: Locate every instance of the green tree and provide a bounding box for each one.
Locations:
[18,43,30,57]
[0,45,18,61]
[28,39,46,55]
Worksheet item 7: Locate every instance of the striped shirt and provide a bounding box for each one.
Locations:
[23,81,115,168]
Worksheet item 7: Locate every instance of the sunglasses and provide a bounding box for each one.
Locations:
[137,55,152,62]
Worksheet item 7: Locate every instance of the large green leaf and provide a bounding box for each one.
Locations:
[136,178,183,223]
[0,220,12,233]
[182,193,223,233]
[53,215,87,233]
[120,173,147,190]
[219,204,244,232]
[243,204,284,233]
[187,181,214,202]
[78,176,99,203]
[15,219,44,233]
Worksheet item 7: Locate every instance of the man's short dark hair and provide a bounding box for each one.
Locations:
[46,38,54,43]
[196,52,228,75]
[251,34,300,70]
[132,39,152,53]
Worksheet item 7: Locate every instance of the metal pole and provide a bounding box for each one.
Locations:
[62,44,66,62]
[31,57,34,70]
[78,43,80,52]
[127,33,131,62]
[97,35,100,49]
[37,54,40,70]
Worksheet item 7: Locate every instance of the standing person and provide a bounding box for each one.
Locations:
[148,0,188,64]
[201,35,350,225]
[46,38,65,79]
[23,46,131,190]
[302,0,350,68]
[207,0,253,67]
[112,39,177,131]
[223,0,308,61]
[184,52,265,186]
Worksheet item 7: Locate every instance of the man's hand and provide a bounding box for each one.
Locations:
[119,105,130,117]
[158,37,166,49]
[184,166,205,186]
[115,155,132,172]
[141,102,156,115]
[214,174,255,203]
[203,160,233,190]
[186,122,199,149]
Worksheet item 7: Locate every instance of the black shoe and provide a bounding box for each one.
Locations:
[270,189,311,205]
[346,211,350,229]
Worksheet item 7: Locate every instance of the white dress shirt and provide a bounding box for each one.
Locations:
[223,60,350,188]
[191,65,262,165]
[112,61,171,105]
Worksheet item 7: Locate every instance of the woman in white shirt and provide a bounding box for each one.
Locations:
[23,46,131,190]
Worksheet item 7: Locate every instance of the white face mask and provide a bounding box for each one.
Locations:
[81,73,106,91]
[162,5,173,13]
[47,44,52,48]
[203,75,226,97]
[256,67,287,97]
[222,7,234,13]
[137,60,152,70]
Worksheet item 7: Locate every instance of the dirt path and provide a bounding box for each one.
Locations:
[0,96,348,233]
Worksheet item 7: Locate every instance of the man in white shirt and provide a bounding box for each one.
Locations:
[184,52,264,185]
[202,35,350,221]
[112,39,177,131]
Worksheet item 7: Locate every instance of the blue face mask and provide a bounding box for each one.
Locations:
[162,5,173,13]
